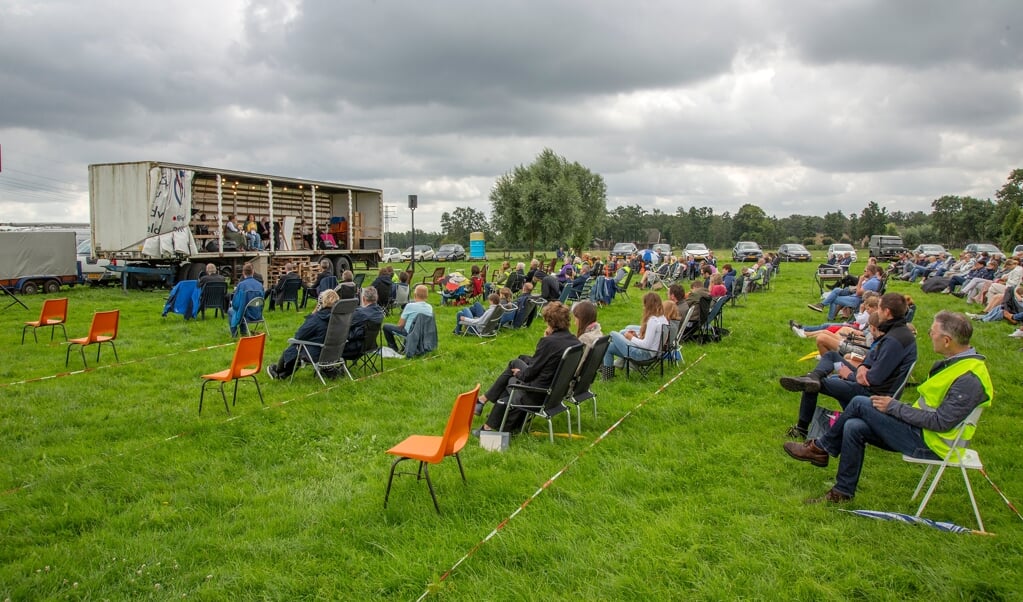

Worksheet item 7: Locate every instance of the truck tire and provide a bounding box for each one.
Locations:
[177,264,192,284]
[44,280,62,294]
[333,256,352,278]
[187,262,206,281]
[21,281,39,295]
[218,265,235,282]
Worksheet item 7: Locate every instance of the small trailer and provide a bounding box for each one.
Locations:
[0,231,80,295]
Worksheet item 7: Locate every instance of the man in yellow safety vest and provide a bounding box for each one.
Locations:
[783,310,993,504]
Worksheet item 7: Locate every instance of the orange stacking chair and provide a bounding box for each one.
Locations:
[65,309,119,367]
[199,332,266,415]
[383,385,479,513]
[22,297,69,344]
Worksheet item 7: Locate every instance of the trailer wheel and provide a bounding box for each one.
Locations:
[176,264,192,284]
[21,281,39,295]
[333,256,352,278]
[218,265,235,282]
[44,280,62,294]
[187,262,206,281]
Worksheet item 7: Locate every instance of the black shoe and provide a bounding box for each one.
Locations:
[785,425,808,440]
[265,365,278,380]
[779,375,821,393]
[474,401,485,416]
[789,319,803,330]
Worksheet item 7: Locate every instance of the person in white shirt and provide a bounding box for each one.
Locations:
[601,292,668,379]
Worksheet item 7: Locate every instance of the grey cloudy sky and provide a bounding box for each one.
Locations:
[1,0,1021,233]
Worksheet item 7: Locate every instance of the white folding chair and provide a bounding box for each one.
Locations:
[902,406,986,532]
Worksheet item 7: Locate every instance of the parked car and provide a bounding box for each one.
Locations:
[609,242,638,261]
[778,243,812,262]
[683,243,710,262]
[731,241,764,262]
[963,243,1005,260]
[380,247,402,263]
[828,243,858,263]
[435,243,466,262]
[77,239,117,284]
[867,235,905,260]
[401,245,435,261]
[652,243,672,258]
[911,244,947,257]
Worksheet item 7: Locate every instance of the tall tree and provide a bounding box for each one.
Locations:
[440,206,489,244]
[996,168,1023,249]
[856,201,889,241]
[490,148,607,256]
[732,203,769,242]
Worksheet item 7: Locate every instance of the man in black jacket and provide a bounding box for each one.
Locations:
[478,302,579,432]
[267,263,303,310]
[266,289,339,379]
[779,292,917,439]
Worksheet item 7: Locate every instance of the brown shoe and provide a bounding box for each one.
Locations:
[783,439,829,467]
[807,303,824,312]
[779,375,821,393]
[804,487,852,504]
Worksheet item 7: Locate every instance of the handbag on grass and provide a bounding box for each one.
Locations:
[807,406,841,441]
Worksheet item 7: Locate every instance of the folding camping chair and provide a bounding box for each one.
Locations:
[565,335,610,433]
[351,321,384,374]
[289,298,357,383]
[461,305,505,337]
[499,344,584,443]
[625,324,671,380]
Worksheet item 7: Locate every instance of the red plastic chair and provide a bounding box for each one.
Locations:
[23,297,69,344]
[65,309,119,367]
[200,332,266,415]
[384,385,480,513]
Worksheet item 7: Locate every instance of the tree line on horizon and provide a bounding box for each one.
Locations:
[389,150,1023,254]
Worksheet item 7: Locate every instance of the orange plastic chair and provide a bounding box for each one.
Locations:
[65,309,119,367]
[199,332,266,415]
[384,384,480,513]
[22,297,69,344]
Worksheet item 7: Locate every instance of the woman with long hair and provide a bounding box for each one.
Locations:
[602,292,668,380]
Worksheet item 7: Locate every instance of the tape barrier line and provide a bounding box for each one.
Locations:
[416,353,708,601]
[0,342,236,389]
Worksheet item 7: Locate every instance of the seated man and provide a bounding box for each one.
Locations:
[265,290,339,379]
[198,263,226,288]
[904,255,941,282]
[809,264,881,321]
[508,282,537,327]
[679,279,711,326]
[538,271,561,302]
[782,311,992,503]
[780,292,917,439]
[342,287,385,359]
[383,284,433,351]
[228,262,265,336]
[337,270,358,300]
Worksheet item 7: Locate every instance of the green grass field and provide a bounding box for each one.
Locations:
[1,259,1021,600]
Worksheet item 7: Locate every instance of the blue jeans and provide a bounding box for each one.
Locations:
[454,302,485,334]
[815,396,938,497]
[604,330,656,366]
[383,323,407,350]
[821,288,860,320]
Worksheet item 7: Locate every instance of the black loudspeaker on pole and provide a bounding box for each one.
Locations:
[408,195,418,209]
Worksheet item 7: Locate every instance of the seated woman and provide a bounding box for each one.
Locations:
[708,273,728,298]
[475,302,579,432]
[265,290,339,379]
[454,293,500,335]
[792,293,881,356]
[602,292,668,380]
[486,260,512,295]
[336,270,358,300]
[572,301,603,357]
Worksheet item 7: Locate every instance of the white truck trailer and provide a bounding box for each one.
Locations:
[88,161,385,287]
[0,231,80,295]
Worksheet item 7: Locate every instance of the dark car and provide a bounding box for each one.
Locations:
[731,241,764,262]
[610,242,638,261]
[778,243,812,262]
[435,243,466,262]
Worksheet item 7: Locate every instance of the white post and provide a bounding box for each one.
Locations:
[216,174,224,252]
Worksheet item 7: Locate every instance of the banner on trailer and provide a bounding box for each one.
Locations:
[148,167,194,236]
